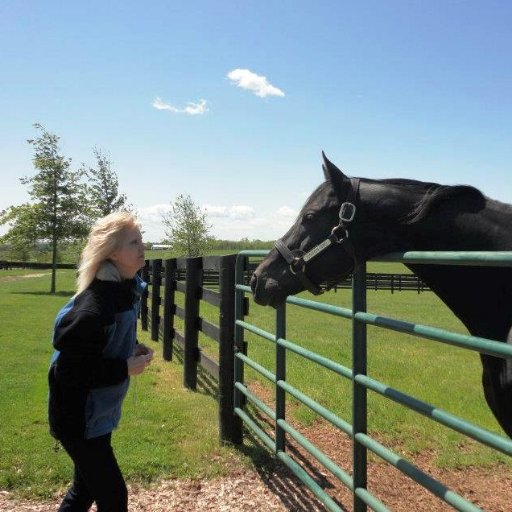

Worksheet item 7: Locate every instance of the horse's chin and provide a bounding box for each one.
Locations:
[253,296,282,309]
[252,277,290,308]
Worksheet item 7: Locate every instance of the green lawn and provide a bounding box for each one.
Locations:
[237,286,511,468]
[1,264,510,501]
[0,269,248,499]
[194,262,511,470]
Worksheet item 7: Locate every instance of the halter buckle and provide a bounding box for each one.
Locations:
[339,202,356,222]
[289,257,305,275]
[330,225,349,244]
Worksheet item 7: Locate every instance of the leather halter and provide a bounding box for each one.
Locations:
[274,178,360,295]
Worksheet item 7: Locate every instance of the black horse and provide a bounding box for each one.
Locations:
[251,153,512,437]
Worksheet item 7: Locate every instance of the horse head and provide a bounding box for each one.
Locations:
[251,153,412,307]
[252,159,512,440]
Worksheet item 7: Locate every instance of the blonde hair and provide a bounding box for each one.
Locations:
[77,211,141,294]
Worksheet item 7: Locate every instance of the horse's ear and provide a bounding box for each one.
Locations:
[322,151,349,187]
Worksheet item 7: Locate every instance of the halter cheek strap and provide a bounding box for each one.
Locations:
[274,239,324,295]
[274,178,360,295]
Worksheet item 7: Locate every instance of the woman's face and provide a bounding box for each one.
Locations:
[110,225,145,278]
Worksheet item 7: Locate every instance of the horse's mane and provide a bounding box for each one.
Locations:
[400,181,485,224]
[311,176,485,225]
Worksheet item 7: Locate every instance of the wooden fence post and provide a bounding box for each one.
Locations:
[140,260,149,331]
[218,255,243,444]
[151,259,162,341]
[184,257,202,390]
[162,258,176,361]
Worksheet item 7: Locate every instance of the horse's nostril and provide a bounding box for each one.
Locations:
[250,273,257,293]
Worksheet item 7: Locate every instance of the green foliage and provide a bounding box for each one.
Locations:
[83,147,130,217]
[210,238,274,251]
[1,124,89,292]
[1,125,134,291]
[24,123,90,242]
[162,194,214,257]
[0,203,41,260]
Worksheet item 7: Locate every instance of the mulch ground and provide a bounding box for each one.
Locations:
[3,383,511,511]
[2,420,511,512]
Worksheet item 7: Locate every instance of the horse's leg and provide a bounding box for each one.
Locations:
[481,328,512,438]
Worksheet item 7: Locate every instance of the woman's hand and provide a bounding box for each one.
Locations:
[133,343,154,362]
[127,354,150,376]
[127,343,154,376]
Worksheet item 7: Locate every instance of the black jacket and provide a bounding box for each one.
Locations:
[48,275,145,440]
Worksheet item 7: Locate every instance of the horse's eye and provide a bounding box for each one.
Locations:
[303,212,315,222]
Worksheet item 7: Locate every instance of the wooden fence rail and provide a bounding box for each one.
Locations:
[0,260,76,270]
[140,255,247,443]
[139,256,429,443]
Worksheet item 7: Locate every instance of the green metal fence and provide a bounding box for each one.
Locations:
[234,250,512,511]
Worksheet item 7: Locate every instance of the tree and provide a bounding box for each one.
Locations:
[0,124,89,293]
[0,203,42,261]
[162,194,214,257]
[83,147,130,217]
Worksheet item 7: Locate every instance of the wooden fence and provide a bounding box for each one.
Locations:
[0,260,76,270]
[140,255,249,444]
[1,258,428,294]
[139,255,429,443]
[332,272,428,293]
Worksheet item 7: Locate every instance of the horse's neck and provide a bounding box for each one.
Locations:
[408,199,512,251]
[407,263,512,340]
[404,199,512,340]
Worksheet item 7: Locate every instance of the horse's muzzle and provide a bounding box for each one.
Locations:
[250,273,258,295]
[250,272,284,307]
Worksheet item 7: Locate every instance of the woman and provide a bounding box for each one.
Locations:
[48,211,154,512]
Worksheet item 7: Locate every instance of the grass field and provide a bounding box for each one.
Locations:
[191,259,511,470]
[1,264,510,501]
[0,269,250,499]
[238,287,509,468]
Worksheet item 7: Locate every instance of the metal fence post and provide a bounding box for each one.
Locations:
[233,255,248,443]
[140,260,149,331]
[151,259,162,341]
[162,258,176,361]
[184,257,202,390]
[352,262,368,512]
[275,303,286,453]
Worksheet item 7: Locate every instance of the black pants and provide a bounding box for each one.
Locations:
[58,433,128,512]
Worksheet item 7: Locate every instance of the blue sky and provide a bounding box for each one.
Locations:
[1,1,511,242]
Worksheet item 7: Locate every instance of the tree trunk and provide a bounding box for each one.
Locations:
[51,231,57,294]
[51,170,58,294]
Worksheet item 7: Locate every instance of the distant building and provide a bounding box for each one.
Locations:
[151,244,172,250]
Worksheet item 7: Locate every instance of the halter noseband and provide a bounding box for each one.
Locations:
[274,178,360,295]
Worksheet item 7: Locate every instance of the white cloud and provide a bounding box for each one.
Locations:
[152,97,209,115]
[230,205,256,219]
[203,205,229,217]
[226,68,285,98]
[136,204,172,241]
[136,202,297,242]
[137,203,172,220]
[206,204,295,240]
[204,204,255,220]
[276,206,297,218]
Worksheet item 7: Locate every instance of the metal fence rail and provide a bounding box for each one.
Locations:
[233,250,512,511]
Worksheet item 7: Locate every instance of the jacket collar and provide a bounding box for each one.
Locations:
[93,260,147,299]
[96,260,122,282]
